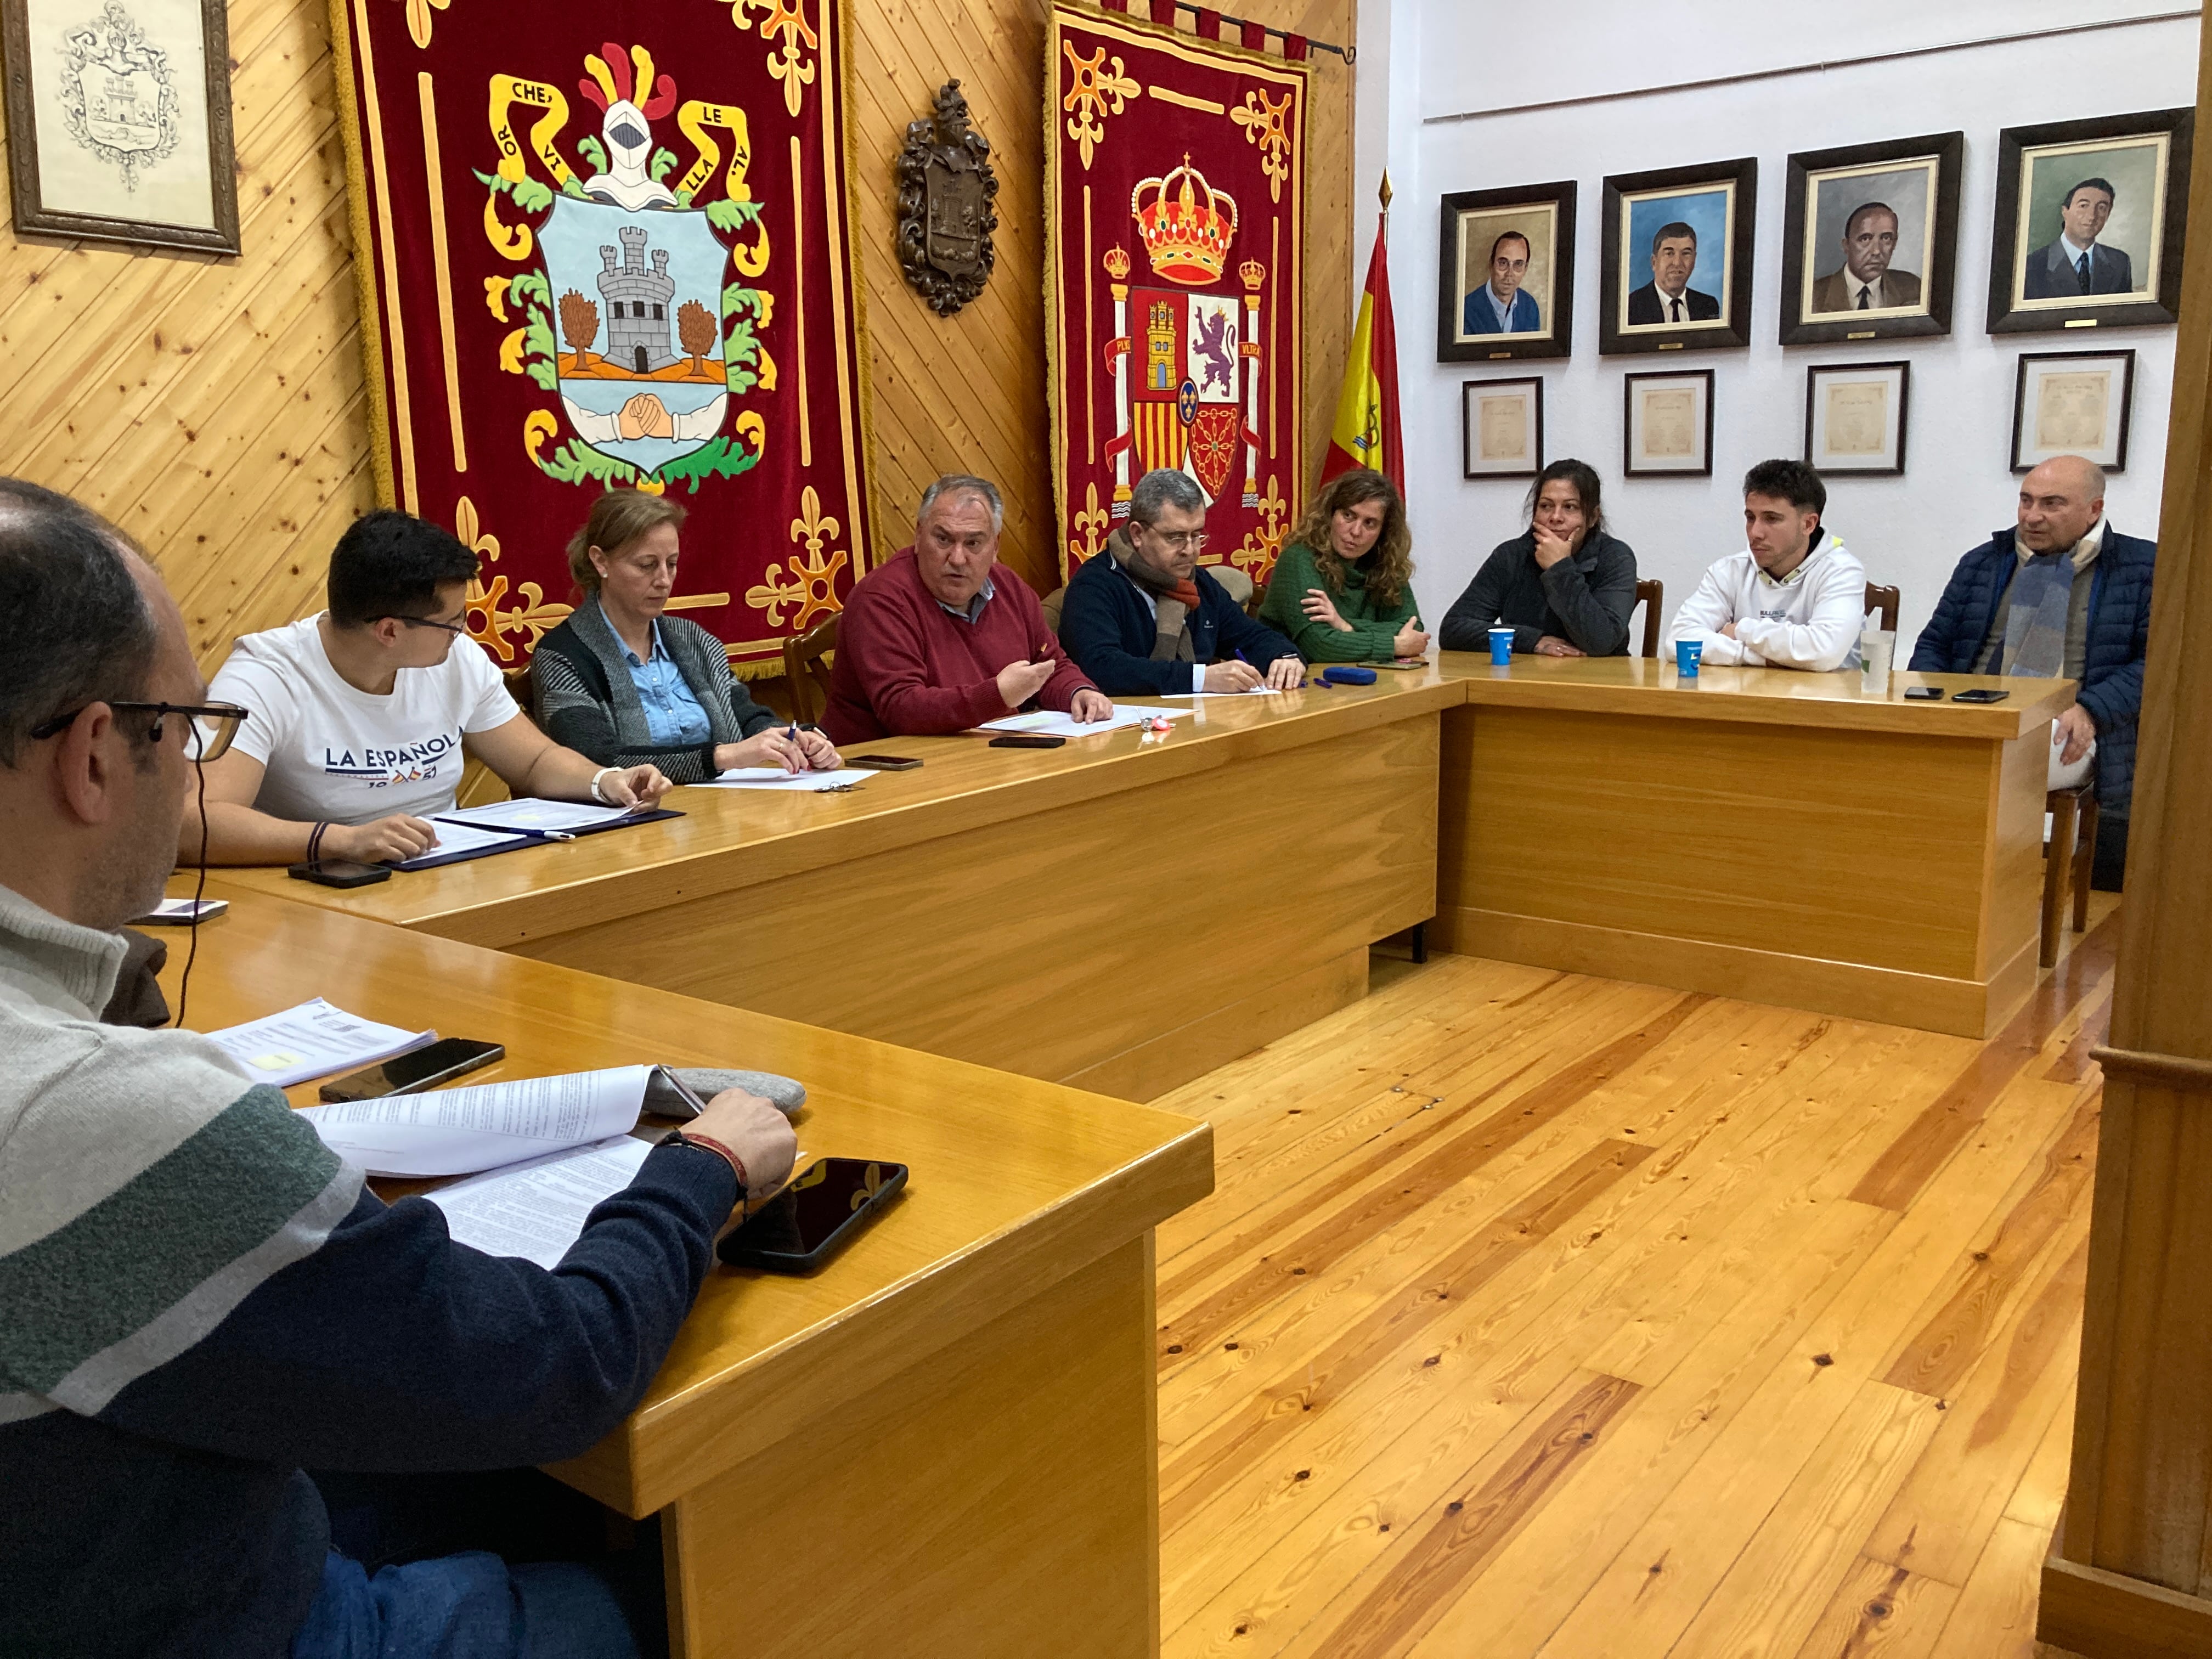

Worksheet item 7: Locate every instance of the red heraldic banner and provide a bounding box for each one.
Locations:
[330,0,873,676]
[1045,2,1308,584]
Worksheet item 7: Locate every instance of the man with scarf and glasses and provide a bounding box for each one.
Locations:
[1910,455,2154,889]
[1058,470,1305,697]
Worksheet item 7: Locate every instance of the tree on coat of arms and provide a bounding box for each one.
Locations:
[476,40,776,494]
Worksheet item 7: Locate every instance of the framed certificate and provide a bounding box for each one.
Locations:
[1462,376,1544,478]
[1622,369,1713,477]
[1805,361,1910,475]
[2012,349,2135,472]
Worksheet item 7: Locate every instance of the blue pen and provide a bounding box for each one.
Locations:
[786,719,808,772]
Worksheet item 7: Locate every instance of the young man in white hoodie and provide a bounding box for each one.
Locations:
[1668,459,1866,671]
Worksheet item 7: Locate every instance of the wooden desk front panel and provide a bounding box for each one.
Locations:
[508,714,1441,1094]
[1435,703,2045,1035]
[666,1237,1159,1659]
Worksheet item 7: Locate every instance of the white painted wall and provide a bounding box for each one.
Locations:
[1353,2,2197,656]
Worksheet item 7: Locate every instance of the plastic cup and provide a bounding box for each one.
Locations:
[1860,628,1895,695]
[1487,626,1514,666]
[1675,638,1704,678]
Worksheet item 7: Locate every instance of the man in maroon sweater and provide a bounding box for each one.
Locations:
[823,475,1113,743]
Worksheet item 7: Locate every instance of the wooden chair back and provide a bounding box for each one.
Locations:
[782,612,839,725]
[1865,584,1901,634]
[1633,579,1664,659]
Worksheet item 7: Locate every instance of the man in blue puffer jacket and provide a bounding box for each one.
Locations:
[1910,455,2152,889]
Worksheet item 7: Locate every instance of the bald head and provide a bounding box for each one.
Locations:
[2017,454,2107,554]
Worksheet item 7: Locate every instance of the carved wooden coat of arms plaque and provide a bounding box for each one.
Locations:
[896,80,998,315]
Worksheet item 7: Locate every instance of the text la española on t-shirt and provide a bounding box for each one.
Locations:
[324,727,463,785]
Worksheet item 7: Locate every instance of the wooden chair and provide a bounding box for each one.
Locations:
[1040,586,1068,636]
[1865,584,1900,634]
[1247,578,1269,620]
[1633,579,1663,659]
[2041,781,2101,968]
[782,612,839,726]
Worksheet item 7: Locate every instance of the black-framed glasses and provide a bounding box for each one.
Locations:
[374,612,467,636]
[29,701,250,763]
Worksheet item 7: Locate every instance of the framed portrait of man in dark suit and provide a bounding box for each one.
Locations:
[1988,108,2192,334]
[1779,133,1962,346]
[1598,158,1756,357]
[1436,179,1577,363]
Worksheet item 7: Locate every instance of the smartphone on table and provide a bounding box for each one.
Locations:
[1952,688,2010,703]
[289,860,391,888]
[318,1037,506,1102]
[718,1158,909,1273]
[847,755,923,770]
[989,733,1065,749]
[132,897,229,925]
[1903,686,1944,701]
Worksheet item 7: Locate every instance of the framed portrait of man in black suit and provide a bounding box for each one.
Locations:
[1599,158,1756,357]
[1779,133,1962,346]
[1987,108,2192,334]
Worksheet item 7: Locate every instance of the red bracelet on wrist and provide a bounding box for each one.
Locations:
[676,1130,749,1194]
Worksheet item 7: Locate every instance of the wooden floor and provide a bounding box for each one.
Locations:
[1152,896,2123,1659]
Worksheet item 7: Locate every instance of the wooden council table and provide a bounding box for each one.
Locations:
[154,890,1212,1658]
[208,674,1454,1101]
[1426,653,2076,1038]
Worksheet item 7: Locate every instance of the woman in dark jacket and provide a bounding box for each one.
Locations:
[1438,459,1639,656]
[533,491,839,782]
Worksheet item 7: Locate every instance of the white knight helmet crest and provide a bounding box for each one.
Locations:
[578,41,678,211]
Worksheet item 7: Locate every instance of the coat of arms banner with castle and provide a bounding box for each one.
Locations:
[1045,1,1308,585]
[330,0,873,677]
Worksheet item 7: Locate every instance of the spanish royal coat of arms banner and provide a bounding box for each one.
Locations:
[1045,1,1307,584]
[330,0,872,675]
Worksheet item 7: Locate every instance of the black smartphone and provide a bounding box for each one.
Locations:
[318,1037,506,1102]
[1952,688,2011,703]
[1904,686,1944,701]
[847,754,923,770]
[288,859,392,888]
[989,733,1066,749]
[718,1158,909,1273]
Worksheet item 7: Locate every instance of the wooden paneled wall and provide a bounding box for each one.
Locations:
[0,0,1354,667]
[848,0,1356,584]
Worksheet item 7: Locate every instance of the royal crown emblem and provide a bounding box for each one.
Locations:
[1130,156,1238,286]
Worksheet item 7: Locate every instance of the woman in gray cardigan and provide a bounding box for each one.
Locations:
[533,492,840,782]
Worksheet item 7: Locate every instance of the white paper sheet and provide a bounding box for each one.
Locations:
[1107,704,1199,720]
[392,820,533,868]
[426,1135,654,1268]
[207,999,436,1088]
[436,798,646,833]
[978,708,1150,736]
[298,1065,651,1177]
[689,768,876,792]
[1147,686,1287,697]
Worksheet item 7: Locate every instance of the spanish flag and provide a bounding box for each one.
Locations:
[1320,216,1403,492]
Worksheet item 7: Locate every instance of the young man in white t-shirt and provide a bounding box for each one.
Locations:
[1667,459,1867,672]
[189,511,672,865]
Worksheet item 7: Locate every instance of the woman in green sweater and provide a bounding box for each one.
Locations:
[1260,468,1427,663]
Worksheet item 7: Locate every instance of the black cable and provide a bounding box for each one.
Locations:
[174,753,208,1030]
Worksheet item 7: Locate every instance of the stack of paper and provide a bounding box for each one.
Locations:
[298,1065,653,1177]
[207,999,436,1088]
[437,798,647,832]
[979,707,1152,737]
[691,767,876,792]
[393,820,533,866]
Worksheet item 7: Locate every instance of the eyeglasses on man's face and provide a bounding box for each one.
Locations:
[29,701,251,763]
[375,611,468,636]
[1143,529,1210,554]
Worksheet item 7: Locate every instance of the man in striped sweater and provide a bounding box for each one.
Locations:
[0,478,796,1657]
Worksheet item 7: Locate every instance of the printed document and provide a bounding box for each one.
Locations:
[299,1065,652,1177]
[207,998,436,1088]
[426,1135,654,1268]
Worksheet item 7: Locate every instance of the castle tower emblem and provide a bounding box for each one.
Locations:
[597,225,679,375]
